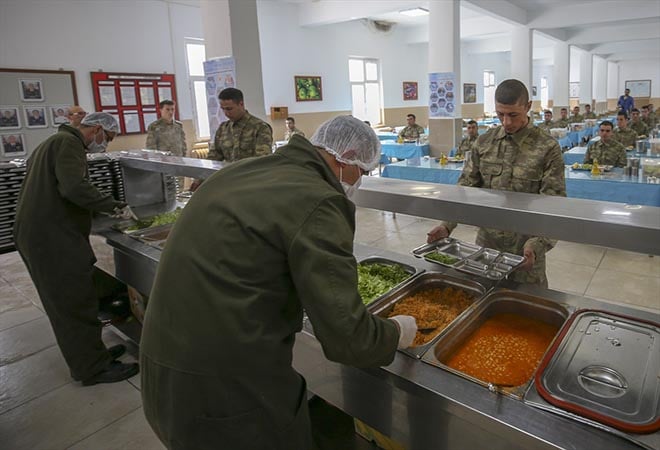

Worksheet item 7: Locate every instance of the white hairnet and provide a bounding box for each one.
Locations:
[81,112,119,133]
[310,116,381,171]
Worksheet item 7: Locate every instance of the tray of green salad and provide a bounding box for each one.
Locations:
[357,257,423,310]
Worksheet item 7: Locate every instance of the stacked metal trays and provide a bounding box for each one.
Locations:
[412,238,525,280]
[369,272,487,358]
[421,290,571,398]
[0,163,26,252]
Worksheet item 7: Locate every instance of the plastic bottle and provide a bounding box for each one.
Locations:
[591,158,601,176]
[440,153,448,166]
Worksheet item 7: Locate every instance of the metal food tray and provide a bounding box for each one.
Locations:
[454,249,525,280]
[370,272,487,359]
[358,257,423,310]
[411,238,480,268]
[422,290,571,399]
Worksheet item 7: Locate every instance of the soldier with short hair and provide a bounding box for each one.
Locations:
[583,104,597,119]
[426,79,566,287]
[584,121,627,167]
[629,108,649,137]
[642,105,657,130]
[456,120,478,157]
[538,110,554,133]
[568,105,583,123]
[284,117,305,141]
[613,112,638,148]
[554,108,570,128]
[398,114,425,140]
[209,87,273,162]
[146,100,187,156]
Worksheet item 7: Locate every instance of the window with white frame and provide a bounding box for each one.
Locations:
[541,77,549,110]
[483,70,496,116]
[184,38,209,140]
[349,57,382,126]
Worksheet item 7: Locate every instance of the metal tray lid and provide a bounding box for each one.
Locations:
[535,309,660,434]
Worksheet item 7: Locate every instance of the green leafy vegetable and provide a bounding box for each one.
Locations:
[124,208,183,232]
[425,252,458,265]
[357,263,410,305]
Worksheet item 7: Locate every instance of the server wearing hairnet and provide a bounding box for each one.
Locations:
[14,113,139,386]
[140,116,417,449]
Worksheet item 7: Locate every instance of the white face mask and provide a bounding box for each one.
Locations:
[339,166,362,199]
[87,128,108,153]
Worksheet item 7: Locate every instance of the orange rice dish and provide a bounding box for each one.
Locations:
[387,287,474,346]
[445,313,559,387]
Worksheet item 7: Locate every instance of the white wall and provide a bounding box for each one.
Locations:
[592,56,607,102]
[461,50,511,104]
[0,0,202,118]
[569,46,582,83]
[618,59,660,98]
[607,62,619,99]
[533,63,554,100]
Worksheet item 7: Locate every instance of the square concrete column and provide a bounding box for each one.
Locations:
[579,50,593,108]
[511,26,533,93]
[552,41,569,115]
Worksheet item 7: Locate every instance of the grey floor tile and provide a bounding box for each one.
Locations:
[0,346,70,415]
[546,259,597,296]
[0,304,43,332]
[547,241,606,268]
[354,227,388,245]
[0,316,56,367]
[68,407,164,450]
[586,268,660,310]
[599,249,660,277]
[0,285,34,315]
[368,232,424,257]
[0,381,142,450]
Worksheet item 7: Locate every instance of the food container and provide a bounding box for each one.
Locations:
[584,119,597,128]
[454,249,525,280]
[371,272,486,358]
[412,239,480,268]
[534,310,660,434]
[131,224,173,249]
[422,290,570,399]
[357,257,422,310]
[570,123,585,132]
[550,128,568,138]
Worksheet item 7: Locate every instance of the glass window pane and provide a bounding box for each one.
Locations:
[365,83,380,125]
[483,71,490,86]
[489,73,495,85]
[193,80,210,138]
[349,59,364,82]
[351,85,365,119]
[365,62,378,81]
[186,43,207,77]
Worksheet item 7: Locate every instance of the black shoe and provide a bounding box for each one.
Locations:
[82,361,139,386]
[108,344,126,360]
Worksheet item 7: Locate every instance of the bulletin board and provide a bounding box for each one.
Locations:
[91,71,178,135]
[0,68,78,161]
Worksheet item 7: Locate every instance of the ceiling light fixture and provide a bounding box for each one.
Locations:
[399,7,429,17]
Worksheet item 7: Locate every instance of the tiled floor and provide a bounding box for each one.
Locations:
[0,207,658,449]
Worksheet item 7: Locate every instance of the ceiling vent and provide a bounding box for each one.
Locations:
[361,19,396,34]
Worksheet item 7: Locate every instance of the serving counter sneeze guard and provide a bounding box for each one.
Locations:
[93,165,660,450]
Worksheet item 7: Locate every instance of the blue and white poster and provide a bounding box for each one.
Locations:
[429,72,456,118]
[203,56,236,139]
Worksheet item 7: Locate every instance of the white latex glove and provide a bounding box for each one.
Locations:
[389,315,418,349]
[113,205,138,220]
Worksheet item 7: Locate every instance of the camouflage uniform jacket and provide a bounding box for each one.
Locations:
[630,120,649,137]
[553,118,570,128]
[145,119,187,156]
[456,135,477,157]
[538,120,554,133]
[568,114,584,123]
[613,127,638,148]
[284,127,305,142]
[647,112,658,129]
[441,121,566,286]
[583,139,627,167]
[583,112,597,119]
[209,112,273,162]
[398,124,425,140]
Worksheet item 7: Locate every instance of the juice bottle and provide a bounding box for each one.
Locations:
[440,153,448,166]
[591,158,601,176]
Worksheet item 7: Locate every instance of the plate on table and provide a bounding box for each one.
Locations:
[570,163,613,172]
[446,157,465,163]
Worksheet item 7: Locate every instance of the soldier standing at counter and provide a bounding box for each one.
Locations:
[427,79,566,287]
[613,112,638,148]
[13,112,138,386]
[140,116,417,450]
[456,120,478,157]
[145,100,187,156]
[583,121,627,167]
[398,113,425,140]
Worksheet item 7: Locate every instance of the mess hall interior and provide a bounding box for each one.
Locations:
[0,1,659,449]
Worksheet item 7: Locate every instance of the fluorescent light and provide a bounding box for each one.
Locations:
[399,7,429,17]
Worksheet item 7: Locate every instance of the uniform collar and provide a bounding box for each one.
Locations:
[494,118,533,146]
[59,123,86,146]
[231,111,252,127]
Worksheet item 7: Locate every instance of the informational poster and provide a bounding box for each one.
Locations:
[429,72,456,118]
[203,56,236,139]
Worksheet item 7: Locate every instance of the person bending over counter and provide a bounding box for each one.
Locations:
[584,121,627,167]
[426,79,566,287]
[140,116,417,450]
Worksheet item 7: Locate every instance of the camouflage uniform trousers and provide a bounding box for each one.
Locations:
[613,127,638,148]
[398,124,425,140]
[441,122,567,287]
[209,112,273,162]
[583,140,627,168]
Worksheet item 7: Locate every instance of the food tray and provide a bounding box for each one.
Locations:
[454,249,525,280]
[357,257,423,310]
[570,164,613,172]
[370,272,487,359]
[411,238,479,268]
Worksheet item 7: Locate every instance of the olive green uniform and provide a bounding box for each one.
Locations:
[141,134,399,450]
[456,135,477,157]
[583,139,627,167]
[145,118,187,156]
[583,112,597,119]
[613,127,638,148]
[398,124,425,140]
[630,119,649,137]
[646,111,658,129]
[441,121,566,287]
[284,126,305,141]
[209,111,273,162]
[538,120,554,133]
[568,114,584,123]
[13,125,123,381]
[553,118,570,128]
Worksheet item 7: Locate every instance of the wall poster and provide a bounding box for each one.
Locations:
[203,56,236,140]
[429,72,456,118]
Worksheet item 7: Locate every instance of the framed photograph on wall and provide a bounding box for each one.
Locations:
[50,105,71,126]
[532,86,538,97]
[463,83,477,104]
[0,106,21,130]
[569,82,580,98]
[18,78,44,102]
[294,76,322,101]
[1,133,27,157]
[23,106,48,128]
[403,81,418,101]
[625,80,651,98]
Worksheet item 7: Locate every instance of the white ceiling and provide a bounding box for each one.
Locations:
[278,0,660,63]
